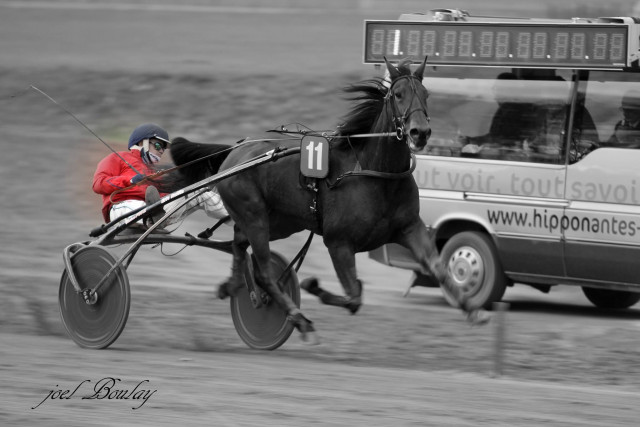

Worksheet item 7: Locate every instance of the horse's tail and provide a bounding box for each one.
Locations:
[154,136,233,192]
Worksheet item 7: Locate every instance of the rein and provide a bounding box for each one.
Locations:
[108,136,299,202]
[266,128,417,189]
[113,76,428,202]
[108,142,240,203]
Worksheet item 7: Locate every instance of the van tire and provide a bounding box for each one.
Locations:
[440,231,508,310]
[581,287,640,309]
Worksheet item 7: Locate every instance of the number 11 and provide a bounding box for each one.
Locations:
[306,140,323,171]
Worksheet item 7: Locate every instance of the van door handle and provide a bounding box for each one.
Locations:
[464,192,570,208]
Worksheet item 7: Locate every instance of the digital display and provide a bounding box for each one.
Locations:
[364,21,630,69]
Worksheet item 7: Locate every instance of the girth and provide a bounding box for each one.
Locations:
[326,153,417,189]
[299,152,417,230]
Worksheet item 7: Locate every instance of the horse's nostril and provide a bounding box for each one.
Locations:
[410,128,431,144]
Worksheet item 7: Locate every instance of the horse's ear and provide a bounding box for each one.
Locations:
[384,56,400,80]
[413,56,428,80]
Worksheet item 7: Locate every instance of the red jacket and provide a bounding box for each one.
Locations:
[93,150,155,222]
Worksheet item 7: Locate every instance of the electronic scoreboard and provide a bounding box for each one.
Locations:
[364,11,640,69]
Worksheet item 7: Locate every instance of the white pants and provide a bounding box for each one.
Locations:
[109,188,229,225]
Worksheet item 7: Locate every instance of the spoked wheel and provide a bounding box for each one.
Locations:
[59,246,130,349]
[230,251,300,350]
[440,231,508,310]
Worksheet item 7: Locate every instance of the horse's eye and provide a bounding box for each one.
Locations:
[394,92,402,99]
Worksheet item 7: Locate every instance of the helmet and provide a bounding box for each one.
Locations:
[128,123,169,149]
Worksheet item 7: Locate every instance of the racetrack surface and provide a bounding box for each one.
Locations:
[2,1,640,425]
[4,332,639,426]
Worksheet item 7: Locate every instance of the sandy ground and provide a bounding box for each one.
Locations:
[2,2,640,426]
[3,65,640,427]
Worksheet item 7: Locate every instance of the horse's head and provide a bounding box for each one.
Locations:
[384,57,431,152]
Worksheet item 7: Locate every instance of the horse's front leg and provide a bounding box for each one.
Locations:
[217,224,249,299]
[245,225,318,343]
[397,222,490,326]
[301,241,362,314]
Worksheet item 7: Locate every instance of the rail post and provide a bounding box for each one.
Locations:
[492,301,510,377]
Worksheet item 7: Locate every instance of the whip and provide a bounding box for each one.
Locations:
[29,85,143,175]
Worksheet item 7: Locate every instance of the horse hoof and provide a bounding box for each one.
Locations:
[300,277,320,295]
[216,283,230,300]
[300,330,320,346]
[466,309,491,326]
[288,310,318,344]
[345,297,362,315]
[216,280,241,300]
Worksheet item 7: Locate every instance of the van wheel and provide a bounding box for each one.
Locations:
[581,287,640,309]
[440,231,508,310]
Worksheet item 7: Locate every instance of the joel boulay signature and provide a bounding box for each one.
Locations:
[32,377,157,410]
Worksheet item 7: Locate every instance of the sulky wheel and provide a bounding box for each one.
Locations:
[59,246,130,349]
[230,251,300,350]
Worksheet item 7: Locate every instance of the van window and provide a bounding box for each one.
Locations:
[581,72,640,150]
[423,67,573,164]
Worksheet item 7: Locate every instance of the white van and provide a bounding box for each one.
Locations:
[367,9,640,309]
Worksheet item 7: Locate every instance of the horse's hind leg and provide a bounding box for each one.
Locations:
[397,222,490,325]
[301,242,362,314]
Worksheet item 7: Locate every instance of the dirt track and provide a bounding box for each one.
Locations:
[4,332,640,427]
[2,2,640,426]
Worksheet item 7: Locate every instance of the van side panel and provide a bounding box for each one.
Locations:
[564,148,640,286]
[413,156,567,278]
[495,237,564,278]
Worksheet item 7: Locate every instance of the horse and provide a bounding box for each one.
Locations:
[169,58,489,342]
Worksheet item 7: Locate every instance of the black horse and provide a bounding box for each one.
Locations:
[170,58,488,341]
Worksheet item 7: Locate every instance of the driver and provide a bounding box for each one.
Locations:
[608,89,640,146]
[461,72,540,157]
[92,123,228,228]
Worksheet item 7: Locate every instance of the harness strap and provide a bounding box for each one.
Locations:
[278,231,315,285]
[326,153,417,189]
[299,174,323,231]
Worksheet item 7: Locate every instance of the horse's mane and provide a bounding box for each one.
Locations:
[170,137,231,182]
[154,136,232,192]
[335,78,387,140]
[334,59,414,148]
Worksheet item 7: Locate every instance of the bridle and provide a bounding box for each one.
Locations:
[384,75,430,141]
[324,74,428,188]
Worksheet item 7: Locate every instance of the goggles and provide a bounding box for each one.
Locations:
[149,137,169,152]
